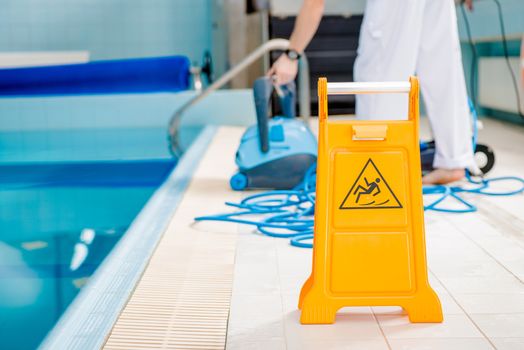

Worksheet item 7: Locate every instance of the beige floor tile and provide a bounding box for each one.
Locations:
[470,314,524,338]
[454,293,524,314]
[388,337,494,350]
[227,323,285,345]
[372,293,464,316]
[286,338,390,350]
[229,294,284,329]
[281,293,300,313]
[490,338,524,350]
[473,236,524,264]
[438,276,524,294]
[232,258,281,296]
[377,314,483,339]
[284,310,384,341]
[429,259,515,279]
[227,339,286,350]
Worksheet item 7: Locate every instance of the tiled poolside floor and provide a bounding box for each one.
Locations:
[223,118,524,350]
[105,118,524,350]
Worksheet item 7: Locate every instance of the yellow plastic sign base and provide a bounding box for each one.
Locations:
[299,77,443,324]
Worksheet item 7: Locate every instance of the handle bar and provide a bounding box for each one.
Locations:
[327,82,411,95]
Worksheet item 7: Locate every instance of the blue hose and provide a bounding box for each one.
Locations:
[194,166,317,244]
[195,164,524,248]
[195,102,524,248]
[422,176,524,213]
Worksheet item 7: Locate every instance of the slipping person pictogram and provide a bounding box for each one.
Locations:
[354,177,382,204]
[340,158,402,209]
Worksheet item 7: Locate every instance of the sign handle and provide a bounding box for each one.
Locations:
[408,76,419,122]
[318,77,328,122]
[319,76,420,122]
[326,81,411,95]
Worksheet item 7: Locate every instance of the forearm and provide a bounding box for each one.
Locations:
[288,0,325,53]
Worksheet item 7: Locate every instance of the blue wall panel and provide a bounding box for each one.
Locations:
[457,0,524,41]
[0,90,256,163]
[0,0,212,62]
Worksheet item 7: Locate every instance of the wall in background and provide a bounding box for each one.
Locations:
[0,90,256,163]
[457,0,523,123]
[0,0,212,63]
[457,0,524,41]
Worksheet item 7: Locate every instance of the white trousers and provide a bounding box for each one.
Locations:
[354,0,475,169]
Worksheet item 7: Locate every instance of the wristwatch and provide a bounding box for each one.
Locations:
[285,49,301,61]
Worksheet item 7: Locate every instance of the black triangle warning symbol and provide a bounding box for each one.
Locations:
[339,158,402,210]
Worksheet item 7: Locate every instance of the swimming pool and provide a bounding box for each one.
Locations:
[0,125,200,349]
[0,89,254,349]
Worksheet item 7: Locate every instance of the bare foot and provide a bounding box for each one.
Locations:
[422,168,465,185]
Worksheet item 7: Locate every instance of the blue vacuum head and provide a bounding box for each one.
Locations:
[230,77,317,190]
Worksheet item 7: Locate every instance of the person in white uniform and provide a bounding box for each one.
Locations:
[268,0,475,184]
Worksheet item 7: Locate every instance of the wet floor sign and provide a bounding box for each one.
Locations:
[299,76,442,324]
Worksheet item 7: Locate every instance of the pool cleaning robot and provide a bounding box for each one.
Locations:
[230,77,317,190]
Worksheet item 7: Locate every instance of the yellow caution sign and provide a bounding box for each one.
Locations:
[299,76,442,324]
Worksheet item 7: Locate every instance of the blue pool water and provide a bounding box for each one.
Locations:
[0,126,199,349]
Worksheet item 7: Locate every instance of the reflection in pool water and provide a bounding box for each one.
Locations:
[0,126,194,349]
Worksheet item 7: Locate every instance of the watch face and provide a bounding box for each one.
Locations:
[287,50,299,60]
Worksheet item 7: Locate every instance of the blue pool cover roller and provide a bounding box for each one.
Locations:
[0,56,191,96]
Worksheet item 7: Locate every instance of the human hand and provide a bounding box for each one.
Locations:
[266,54,298,85]
[464,0,473,11]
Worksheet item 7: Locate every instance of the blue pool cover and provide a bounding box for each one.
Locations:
[0,56,190,96]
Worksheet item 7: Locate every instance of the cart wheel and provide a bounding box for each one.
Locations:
[230,172,248,191]
[474,143,495,175]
